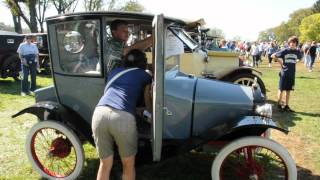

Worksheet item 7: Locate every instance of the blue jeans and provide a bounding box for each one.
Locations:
[21,63,37,93]
[310,56,316,69]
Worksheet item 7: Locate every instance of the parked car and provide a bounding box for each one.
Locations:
[185,23,266,95]
[13,12,296,180]
[0,30,24,80]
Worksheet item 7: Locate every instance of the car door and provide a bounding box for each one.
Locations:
[48,19,105,123]
[152,14,165,161]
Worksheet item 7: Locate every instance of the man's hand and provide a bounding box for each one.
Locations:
[21,58,28,66]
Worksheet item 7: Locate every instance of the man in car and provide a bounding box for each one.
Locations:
[105,19,152,76]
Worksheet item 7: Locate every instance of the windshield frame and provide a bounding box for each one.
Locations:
[168,26,199,50]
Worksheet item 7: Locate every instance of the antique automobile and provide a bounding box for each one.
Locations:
[0,30,24,80]
[12,12,296,179]
[185,23,266,95]
[22,33,51,74]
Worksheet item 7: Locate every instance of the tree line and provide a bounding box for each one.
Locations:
[258,0,320,43]
[3,0,144,33]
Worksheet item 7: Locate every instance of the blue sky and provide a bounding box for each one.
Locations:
[0,0,317,40]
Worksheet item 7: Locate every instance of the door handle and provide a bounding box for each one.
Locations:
[163,107,173,116]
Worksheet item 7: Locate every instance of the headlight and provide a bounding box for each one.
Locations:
[255,103,272,118]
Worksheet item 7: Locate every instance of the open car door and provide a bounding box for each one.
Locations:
[152,14,165,161]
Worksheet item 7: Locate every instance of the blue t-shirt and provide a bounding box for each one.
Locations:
[275,48,302,75]
[267,47,276,55]
[97,67,152,115]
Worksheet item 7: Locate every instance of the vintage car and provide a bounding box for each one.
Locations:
[13,12,296,179]
[176,22,266,95]
[0,30,24,80]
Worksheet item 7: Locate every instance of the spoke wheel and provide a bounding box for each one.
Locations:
[229,73,266,95]
[212,137,297,180]
[26,121,84,180]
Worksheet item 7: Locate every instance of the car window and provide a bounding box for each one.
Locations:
[105,22,152,47]
[55,20,101,75]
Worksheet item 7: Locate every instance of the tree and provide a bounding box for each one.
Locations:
[272,22,290,43]
[286,8,313,37]
[4,0,22,33]
[207,27,225,38]
[51,0,79,14]
[299,13,320,42]
[258,29,275,42]
[0,22,15,32]
[4,0,38,33]
[84,0,103,11]
[313,0,320,13]
[36,0,49,32]
[120,0,144,12]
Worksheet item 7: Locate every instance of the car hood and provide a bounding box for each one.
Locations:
[192,78,254,135]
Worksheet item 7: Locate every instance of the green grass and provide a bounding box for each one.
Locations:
[0,61,319,179]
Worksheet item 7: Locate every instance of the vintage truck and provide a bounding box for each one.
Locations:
[0,30,24,80]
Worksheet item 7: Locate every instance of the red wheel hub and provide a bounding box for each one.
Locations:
[49,137,71,158]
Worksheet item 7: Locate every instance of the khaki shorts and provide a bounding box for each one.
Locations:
[92,106,137,159]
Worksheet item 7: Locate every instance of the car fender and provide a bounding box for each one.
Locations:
[199,116,288,141]
[12,101,94,145]
[217,67,262,80]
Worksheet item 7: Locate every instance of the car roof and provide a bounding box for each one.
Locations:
[0,30,23,36]
[45,11,187,26]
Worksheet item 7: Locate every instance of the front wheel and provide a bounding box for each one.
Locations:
[229,73,266,95]
[26,120,84,180]
[211,136,297,180]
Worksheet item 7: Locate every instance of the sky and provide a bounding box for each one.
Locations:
[0,0,317,40]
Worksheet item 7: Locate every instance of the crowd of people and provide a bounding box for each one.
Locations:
[216,38,320,71]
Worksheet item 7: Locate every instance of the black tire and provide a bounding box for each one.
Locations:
[42,57,51,75]
[228,73,266,95]
[1,55,21,80]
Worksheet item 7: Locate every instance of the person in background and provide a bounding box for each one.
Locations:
[251,41,260,67]
[303,41,311,68]
[218,39,228,49]
[316,43,320,61]
[92,49,152,180]
[266,42,276,67]
[307,41,317,72]
[272,36,302,112]
[17,35,39,96]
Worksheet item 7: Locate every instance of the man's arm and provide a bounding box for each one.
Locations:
[123,36,152,55]
[17,45,27,66]
[271,53,284,68]
[144,84,152,113]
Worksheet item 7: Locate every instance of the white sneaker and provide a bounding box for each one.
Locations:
[21,92,26,96]
[309,69,313,72]
[29,91,35,96]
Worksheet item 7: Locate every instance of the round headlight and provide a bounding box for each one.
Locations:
[255,103,272,118]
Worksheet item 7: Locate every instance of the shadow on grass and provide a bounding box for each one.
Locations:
[0,77,49,95]
[296,76,317,80]
[266,99,304,129]
[76,152,320,180]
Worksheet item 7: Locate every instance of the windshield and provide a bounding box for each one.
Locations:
[168,26,198,50]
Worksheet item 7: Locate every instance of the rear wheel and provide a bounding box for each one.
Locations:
[26,120,84,180]
[229,73,266,95]
[1,55,21,80]
[211,136,297,180]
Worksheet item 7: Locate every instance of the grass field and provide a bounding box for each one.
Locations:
[0,60,319,180]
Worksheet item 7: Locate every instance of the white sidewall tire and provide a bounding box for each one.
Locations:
[211,136,297,180]
[26,120,85,180]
